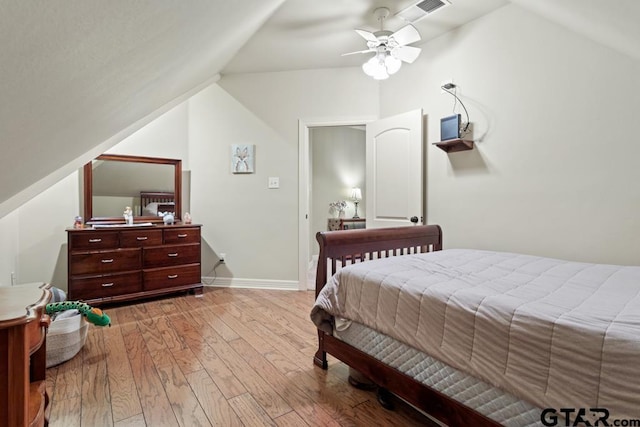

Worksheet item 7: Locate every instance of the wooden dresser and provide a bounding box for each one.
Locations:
[0,283,51,427]
[67,224,203,305]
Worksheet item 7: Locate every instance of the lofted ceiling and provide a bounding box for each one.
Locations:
[1,0,639,213]
[0,0,284,209]
[223,0,509,73]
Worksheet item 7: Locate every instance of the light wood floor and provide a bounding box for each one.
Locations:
[45,287,436,426]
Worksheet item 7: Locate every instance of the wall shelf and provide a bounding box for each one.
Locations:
[432,139,474,153]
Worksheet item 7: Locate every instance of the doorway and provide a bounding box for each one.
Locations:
[298,117,374,290]
[298,110,425,290]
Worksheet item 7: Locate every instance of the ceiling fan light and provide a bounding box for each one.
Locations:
[362,56,389,80]
[363,55,391,80]
[385,55,402,74]
[362,57,378,77]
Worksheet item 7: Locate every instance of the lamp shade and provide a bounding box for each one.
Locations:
[351,187,362,201]
[385,55,401,74]
[362,50,402,80]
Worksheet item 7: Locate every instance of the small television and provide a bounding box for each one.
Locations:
[440,114,461,141]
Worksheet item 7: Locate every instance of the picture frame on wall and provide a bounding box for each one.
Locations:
[231,144,255,174]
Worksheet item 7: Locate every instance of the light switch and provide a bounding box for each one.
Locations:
[268,177,280,189]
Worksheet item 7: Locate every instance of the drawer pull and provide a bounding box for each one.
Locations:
[89,238,102,243]
[136,236,148,241]
[167,274,178,279]
[177,234,188,238]
[101,282,114,287]
[168,253,179,257]
[101,259,114,263]
[40,314,52,328]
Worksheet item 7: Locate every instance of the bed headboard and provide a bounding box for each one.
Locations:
[139,191,175,215]
[314,225,442,296]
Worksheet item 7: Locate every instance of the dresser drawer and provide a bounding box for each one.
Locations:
[143,264,201,291]
[69,272,142,300]
[69,231,119,250]
[70,248,141,275]
[120,229,163,247]
[164,227,200,244]
[143,243,200,268]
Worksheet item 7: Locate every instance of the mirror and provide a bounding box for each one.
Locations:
[84,154,182,224]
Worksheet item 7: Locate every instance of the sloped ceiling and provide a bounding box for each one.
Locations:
[510,0,640,61]
[0,0,284,207]
[224,0,509,73]
[1,0,638,213]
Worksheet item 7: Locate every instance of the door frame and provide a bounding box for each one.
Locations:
[298,116,376,290]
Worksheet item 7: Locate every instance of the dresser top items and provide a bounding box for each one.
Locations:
[67,223,200,231]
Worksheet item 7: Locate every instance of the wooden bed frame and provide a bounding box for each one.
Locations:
[139,191,175,216]
[313,225,501,427]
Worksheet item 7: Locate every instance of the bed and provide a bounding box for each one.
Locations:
[310,225,640,426]
[140,191,175,216]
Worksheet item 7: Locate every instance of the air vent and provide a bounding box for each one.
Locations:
[396,0,451,23]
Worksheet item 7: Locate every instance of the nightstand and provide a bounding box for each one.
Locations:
[327,218,366,231]
[0,283,51,427]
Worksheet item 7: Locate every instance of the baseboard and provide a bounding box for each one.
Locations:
[201,277,299,291]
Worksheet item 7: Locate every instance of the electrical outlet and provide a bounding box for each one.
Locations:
[11,272,16,286]
[219,253,226,263]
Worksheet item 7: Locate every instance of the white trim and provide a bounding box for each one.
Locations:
[202,277,299,291]
[298,116,376,291]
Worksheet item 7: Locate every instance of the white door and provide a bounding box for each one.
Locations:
[366,109,424,228]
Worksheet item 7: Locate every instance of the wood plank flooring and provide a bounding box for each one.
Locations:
[45,288,437,426]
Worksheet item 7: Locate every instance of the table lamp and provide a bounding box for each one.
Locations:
[351,188,362,219]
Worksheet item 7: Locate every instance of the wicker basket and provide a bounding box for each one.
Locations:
[46,312,89,368]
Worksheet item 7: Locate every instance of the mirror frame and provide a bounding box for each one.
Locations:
[84,154,182,224]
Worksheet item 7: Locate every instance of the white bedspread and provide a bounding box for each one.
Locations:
[311,249,640,418]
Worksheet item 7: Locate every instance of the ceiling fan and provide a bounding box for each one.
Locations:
[343,7,422,80]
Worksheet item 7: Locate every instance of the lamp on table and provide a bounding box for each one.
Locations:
[351,188,362,219]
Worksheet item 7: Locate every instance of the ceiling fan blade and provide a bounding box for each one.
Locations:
[392,45,422,63]
[341,49,375,56]
[355,29,379,43]
[390,24,421,46]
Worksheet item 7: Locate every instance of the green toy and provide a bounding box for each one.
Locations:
[46,301,111,327]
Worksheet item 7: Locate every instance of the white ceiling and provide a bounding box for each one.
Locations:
[1,0,639,210]
[0,0,283,205]
[224,0,509,73]
[510,0,640,62]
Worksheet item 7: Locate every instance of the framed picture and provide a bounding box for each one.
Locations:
[231,144,255,174]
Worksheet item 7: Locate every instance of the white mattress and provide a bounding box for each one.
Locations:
[312,249,640,419]
[336,320,543,427]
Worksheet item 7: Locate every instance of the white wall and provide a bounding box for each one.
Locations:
[4,3,640,292]
[0,211,19,286]
[0,103,189,290]
[310,126,366,256]
[0,171,80,289]
[381,4,640,265]
[17,173,80,288]
[0,68,377,290]
[189,68,378,284]
[105,103,190,168]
